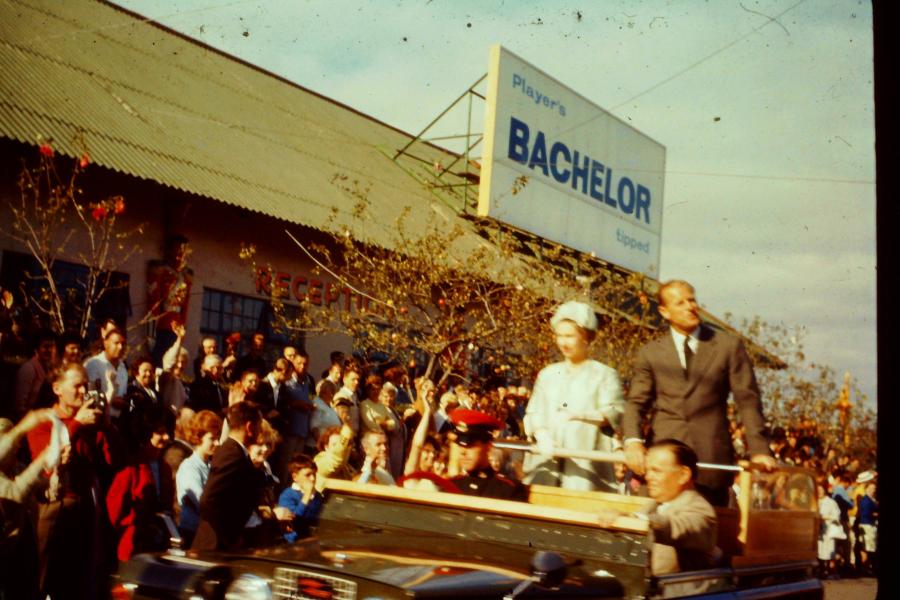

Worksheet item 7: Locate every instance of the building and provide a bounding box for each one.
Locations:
[0,0,782,416]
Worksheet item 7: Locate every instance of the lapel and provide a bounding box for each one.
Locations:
[683,325,717,395]
[655,331,690,391]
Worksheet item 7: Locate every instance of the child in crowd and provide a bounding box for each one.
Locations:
[278,455,323,542]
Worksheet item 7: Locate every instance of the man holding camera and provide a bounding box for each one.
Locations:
[27,362,125,600]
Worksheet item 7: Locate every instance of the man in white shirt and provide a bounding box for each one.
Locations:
[83,327,128,419]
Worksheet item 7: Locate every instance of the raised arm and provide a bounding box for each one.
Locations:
[404,399,433,476]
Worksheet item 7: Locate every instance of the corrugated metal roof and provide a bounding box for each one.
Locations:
[0,0,479,252]
[0,0,784,367]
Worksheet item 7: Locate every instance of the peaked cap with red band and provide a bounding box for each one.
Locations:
[449,408,502,446]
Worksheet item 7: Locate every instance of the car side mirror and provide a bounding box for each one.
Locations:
[504,551,568,599]
[531,551,567,588]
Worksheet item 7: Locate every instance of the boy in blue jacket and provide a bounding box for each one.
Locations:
[278,454,324,542]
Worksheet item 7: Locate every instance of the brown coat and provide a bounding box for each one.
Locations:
[644,489,718,575]
[624,325,769,490]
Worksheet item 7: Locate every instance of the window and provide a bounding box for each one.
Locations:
[0,250,131,339]
[199,287,304,360]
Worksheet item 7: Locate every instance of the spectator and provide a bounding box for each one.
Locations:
[613,462,634,496]
[228,369,261,408]
[277,349,316,484]
[831,471,854,573]
[333,360,362,434]
[318,350,345,388]
[359,376,388,433]
[380,382,407,480]
[106,405,175,562]
[309,381,341,452]
[0,409,60,600]
[192,336,217,380]
[58,332,84,369]
[13,330,57,418]
[1,409,59,501]
[314,422,355,485]
[121,356,160,455]
[192,402,266,551]
[158,322,189,415]
[28,362,125,600]
[256,357,292,418]
[232,332,268,384]
[161,407,195,479]
[855,475,877,575]
[817,483,844,579]
[83,326,128,420]
[221,332,241,383]
[189,354,226,414]
[433,390,458,435]
[175,410,222,547]
[356,430,395,486]
[277,454,323,542]
[383,365,412,407]
[243,419,287,547]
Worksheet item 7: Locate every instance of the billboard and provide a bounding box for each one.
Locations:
[478,45,665,275]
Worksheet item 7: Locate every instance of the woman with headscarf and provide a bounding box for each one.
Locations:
[523,300,624,492]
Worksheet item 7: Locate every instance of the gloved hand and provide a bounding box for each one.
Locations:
[534,430,555,456]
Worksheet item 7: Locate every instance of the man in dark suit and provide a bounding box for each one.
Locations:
[192,402,265,551]
[623,280,775,506]
[188,354,226,414]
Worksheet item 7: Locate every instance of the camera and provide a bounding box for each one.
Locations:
[85,379,108,412]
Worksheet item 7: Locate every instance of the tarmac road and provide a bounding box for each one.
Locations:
[823,577,877,599]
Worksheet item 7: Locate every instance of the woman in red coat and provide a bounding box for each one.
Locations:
[106,405,175,562]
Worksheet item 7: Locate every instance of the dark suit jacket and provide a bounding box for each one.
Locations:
[188,375,226,414]
[624,325,769,489]
[191,438,264,551]
[255,380,277,413]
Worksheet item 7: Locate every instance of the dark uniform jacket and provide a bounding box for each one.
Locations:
[451,466,528,502]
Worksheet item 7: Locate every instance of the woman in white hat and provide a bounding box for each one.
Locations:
[523,300,624,491]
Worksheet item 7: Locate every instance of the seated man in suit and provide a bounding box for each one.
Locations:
[599,439,717,576]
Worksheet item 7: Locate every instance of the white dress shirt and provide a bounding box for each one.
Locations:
[670,327,700,370]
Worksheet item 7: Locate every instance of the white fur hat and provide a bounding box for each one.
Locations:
[550,300,598,332]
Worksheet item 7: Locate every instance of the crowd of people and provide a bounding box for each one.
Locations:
[0,280,877,598]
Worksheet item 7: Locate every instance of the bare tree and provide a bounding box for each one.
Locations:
[242,174,657,387]
[0,143,145,338]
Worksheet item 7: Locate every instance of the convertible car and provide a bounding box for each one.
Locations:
[113,463,823,599]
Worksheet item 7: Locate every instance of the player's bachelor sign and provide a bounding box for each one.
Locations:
[477,45,665,275]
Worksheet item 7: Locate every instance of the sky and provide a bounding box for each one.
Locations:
[112,0,877,408]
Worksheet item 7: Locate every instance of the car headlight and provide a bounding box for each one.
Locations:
[224,574,272,600]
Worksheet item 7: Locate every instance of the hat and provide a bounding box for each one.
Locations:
[856,470,876,484]
[550,300,598,332]
[449,408,502,446]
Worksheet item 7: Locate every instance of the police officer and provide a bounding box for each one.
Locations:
[449,409,528,501]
